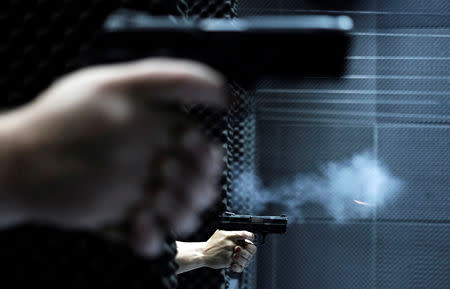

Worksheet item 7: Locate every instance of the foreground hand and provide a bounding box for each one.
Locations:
[202,230,257,273]
[0,58,227,256]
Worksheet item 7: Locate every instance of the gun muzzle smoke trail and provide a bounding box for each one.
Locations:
[233,151,403,224]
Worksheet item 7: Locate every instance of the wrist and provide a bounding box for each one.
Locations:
[175,241,208,274]
[0,110,23,188]
[184,241,208,268]
[0,107,32,182]
[0,107,34,227]
[197,241,208,268]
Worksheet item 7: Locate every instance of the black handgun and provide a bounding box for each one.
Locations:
[218,212,287,245]
[92,9,352,86]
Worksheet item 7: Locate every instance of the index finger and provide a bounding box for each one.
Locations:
[225,230,255,242]
[243,239,257,254]
[95,58,228,108]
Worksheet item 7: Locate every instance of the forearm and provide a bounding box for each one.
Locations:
[0,108,33,228]
[175,241,207,274]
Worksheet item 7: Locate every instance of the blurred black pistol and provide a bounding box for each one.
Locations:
[93,9,353,86]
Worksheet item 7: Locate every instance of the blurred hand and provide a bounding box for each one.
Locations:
[202,230,257,273]
[0,58,227,256]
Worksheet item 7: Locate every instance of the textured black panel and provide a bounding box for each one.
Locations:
[238,0,450,14]
[378,127,450,222]
[21,1,121,106]
[375,224,450,289]
[258,223,375,289]
[375,33,450,58]
[238,0,375,13]
[177,0,236,19]
[178,83,256,289]
[12,0,180,108]
[175,2,240,289]
[376,0,450,13]
[257,223,450,289]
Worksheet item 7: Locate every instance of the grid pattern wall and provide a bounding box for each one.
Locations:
[237,1,450,289]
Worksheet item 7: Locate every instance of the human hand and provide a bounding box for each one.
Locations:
[0,58,227,257]
[201,230,257,273]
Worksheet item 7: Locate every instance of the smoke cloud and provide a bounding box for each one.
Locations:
[233,151,403,224]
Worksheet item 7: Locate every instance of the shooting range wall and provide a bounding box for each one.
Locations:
[237,1,450,289]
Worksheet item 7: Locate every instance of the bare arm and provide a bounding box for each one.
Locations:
[175,230,257,274]
[0,107,33,227]
[175,241,207,274]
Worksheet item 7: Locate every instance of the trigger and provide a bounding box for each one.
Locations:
[236,239,247,248]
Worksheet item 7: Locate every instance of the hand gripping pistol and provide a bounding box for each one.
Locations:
[218,212,288,245]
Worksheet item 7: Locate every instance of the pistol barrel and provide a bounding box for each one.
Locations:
[217,213,287,234]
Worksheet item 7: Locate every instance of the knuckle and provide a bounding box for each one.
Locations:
[225,231,235,237]
[222,249,230,257]
[221,230,231,238]
[100,98,135,126]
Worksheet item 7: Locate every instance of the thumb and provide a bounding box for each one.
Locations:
[94,58,228,108]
